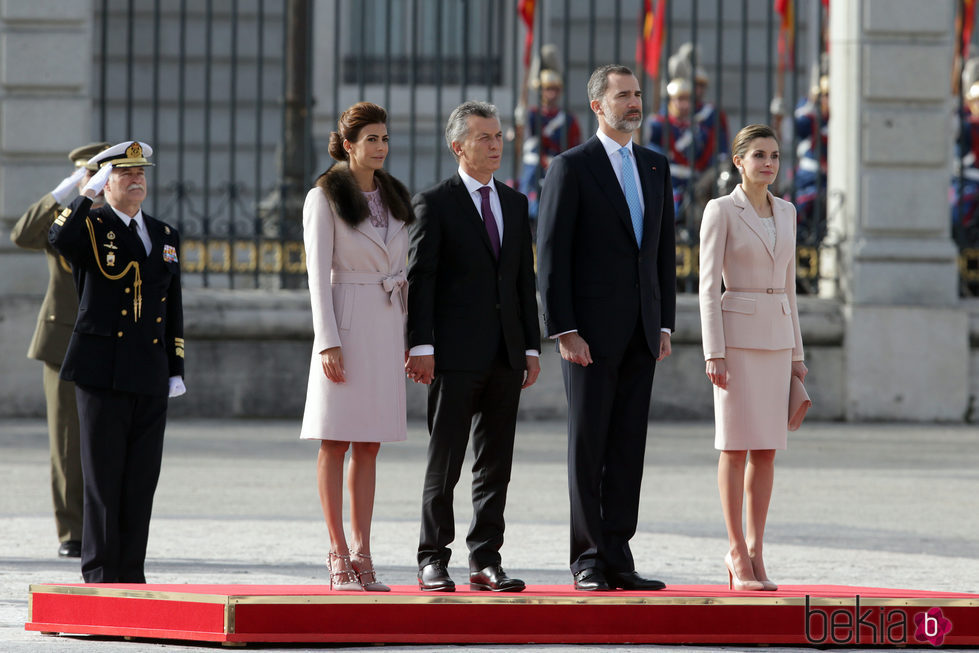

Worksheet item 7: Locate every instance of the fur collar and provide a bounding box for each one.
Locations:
[315,162,413,228]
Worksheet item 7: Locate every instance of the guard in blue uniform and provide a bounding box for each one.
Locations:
[49,141,185,583]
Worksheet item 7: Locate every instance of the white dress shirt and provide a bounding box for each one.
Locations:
[110,205,152,256]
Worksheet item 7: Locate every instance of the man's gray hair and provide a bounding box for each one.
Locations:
[586,64,635,102]
[445,101,499,157]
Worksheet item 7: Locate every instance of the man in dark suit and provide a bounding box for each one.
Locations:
[49,141,185,583]
[406,101,541,593]
[11,142,109,559]
[537,65,677,591]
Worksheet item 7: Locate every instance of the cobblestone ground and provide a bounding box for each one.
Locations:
[2,417,975,652]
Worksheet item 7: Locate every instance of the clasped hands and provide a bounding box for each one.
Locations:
[404,353,540,389]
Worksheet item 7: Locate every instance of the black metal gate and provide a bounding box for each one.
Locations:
[94,0,837,293]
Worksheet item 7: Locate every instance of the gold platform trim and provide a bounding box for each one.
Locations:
[28,584,979,609]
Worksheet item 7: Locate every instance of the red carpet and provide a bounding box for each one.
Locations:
[26,583,979,646]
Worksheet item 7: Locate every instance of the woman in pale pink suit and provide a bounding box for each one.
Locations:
[699,124,807,592]
[300,102,413,591]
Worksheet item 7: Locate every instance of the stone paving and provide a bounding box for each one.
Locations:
[1,417,976,652]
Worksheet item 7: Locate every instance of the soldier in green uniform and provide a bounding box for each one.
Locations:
[10,142,109,558]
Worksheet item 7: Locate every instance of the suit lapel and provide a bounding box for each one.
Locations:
[495,180,518,267]
[633,145,664,251]
[354,216,387,253]
[732,185,776,261]
[582,137,635,244]
[771,192,793,261]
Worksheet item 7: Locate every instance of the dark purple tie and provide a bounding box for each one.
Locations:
[478,186,500,259]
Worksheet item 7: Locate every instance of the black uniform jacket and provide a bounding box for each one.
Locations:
[49,196,184,395]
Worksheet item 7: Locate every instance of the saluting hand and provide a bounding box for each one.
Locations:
[82,163,113,198]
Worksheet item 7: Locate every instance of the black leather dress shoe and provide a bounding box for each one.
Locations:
[469,564,526,592]
[573,568,610,591]
[418,562,455,592]
[607,570,666,591]
[58,540,81,558]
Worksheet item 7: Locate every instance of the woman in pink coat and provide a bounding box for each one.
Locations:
[300,102,413,591]
[699,124,807,591]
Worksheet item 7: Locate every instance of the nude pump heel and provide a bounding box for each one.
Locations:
[725,552,764,591]
[750,556,778,591]
[350,551,390,592]
[328,552,365,591]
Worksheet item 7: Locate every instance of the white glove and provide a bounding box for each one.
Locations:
[83,163,113,196]
[769,96,785,117]
[168,376,186,398]
[51,168,88,205]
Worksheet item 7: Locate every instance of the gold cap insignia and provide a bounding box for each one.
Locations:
[126,142,143,159]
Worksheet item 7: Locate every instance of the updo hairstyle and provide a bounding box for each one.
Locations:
[731,123,779,161]
[328,102,388,162]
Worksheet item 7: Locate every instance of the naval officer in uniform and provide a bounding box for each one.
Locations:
[49,140,185,583]
[11,142,109,558]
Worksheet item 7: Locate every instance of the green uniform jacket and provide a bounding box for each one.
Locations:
[10,193,78,367]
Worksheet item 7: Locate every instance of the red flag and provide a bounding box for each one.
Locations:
[636,0,667,79]
[518,0,535,68]
[964,0,976,60]
[775,0,795,72]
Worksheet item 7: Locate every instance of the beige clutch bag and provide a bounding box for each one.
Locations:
[788,376,811,431]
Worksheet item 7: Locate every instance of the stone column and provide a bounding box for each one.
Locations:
[824,0,969,420]
[0,1,95,414]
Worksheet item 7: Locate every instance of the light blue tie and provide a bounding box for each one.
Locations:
[619,146,643,245]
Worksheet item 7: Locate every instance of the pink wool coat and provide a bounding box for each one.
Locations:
[299,176,410,443]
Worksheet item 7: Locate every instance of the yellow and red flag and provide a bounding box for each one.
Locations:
[775,0,795,73]
[964,0,976,59]
[518,0,536,68]
[636,0,667,79]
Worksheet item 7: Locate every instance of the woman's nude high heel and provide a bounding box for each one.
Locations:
[328,552,365,591]
[350,551,390,592]
[750,556,778,591]
[725,552,764,591]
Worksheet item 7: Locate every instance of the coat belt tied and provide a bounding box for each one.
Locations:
[331,270,407,313]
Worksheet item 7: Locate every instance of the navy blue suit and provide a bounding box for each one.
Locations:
[50,196,183,582]
[537,136,676,575]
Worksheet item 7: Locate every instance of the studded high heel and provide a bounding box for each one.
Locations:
[350,551,390,592]
[328,552,365,591]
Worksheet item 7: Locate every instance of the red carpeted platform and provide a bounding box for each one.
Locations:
[26,583,978,647]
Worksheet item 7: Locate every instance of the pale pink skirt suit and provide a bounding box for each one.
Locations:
[698,186,805,450]
[299,186,408,443]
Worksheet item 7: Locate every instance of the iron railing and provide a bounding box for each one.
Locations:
[91,0,842,293]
